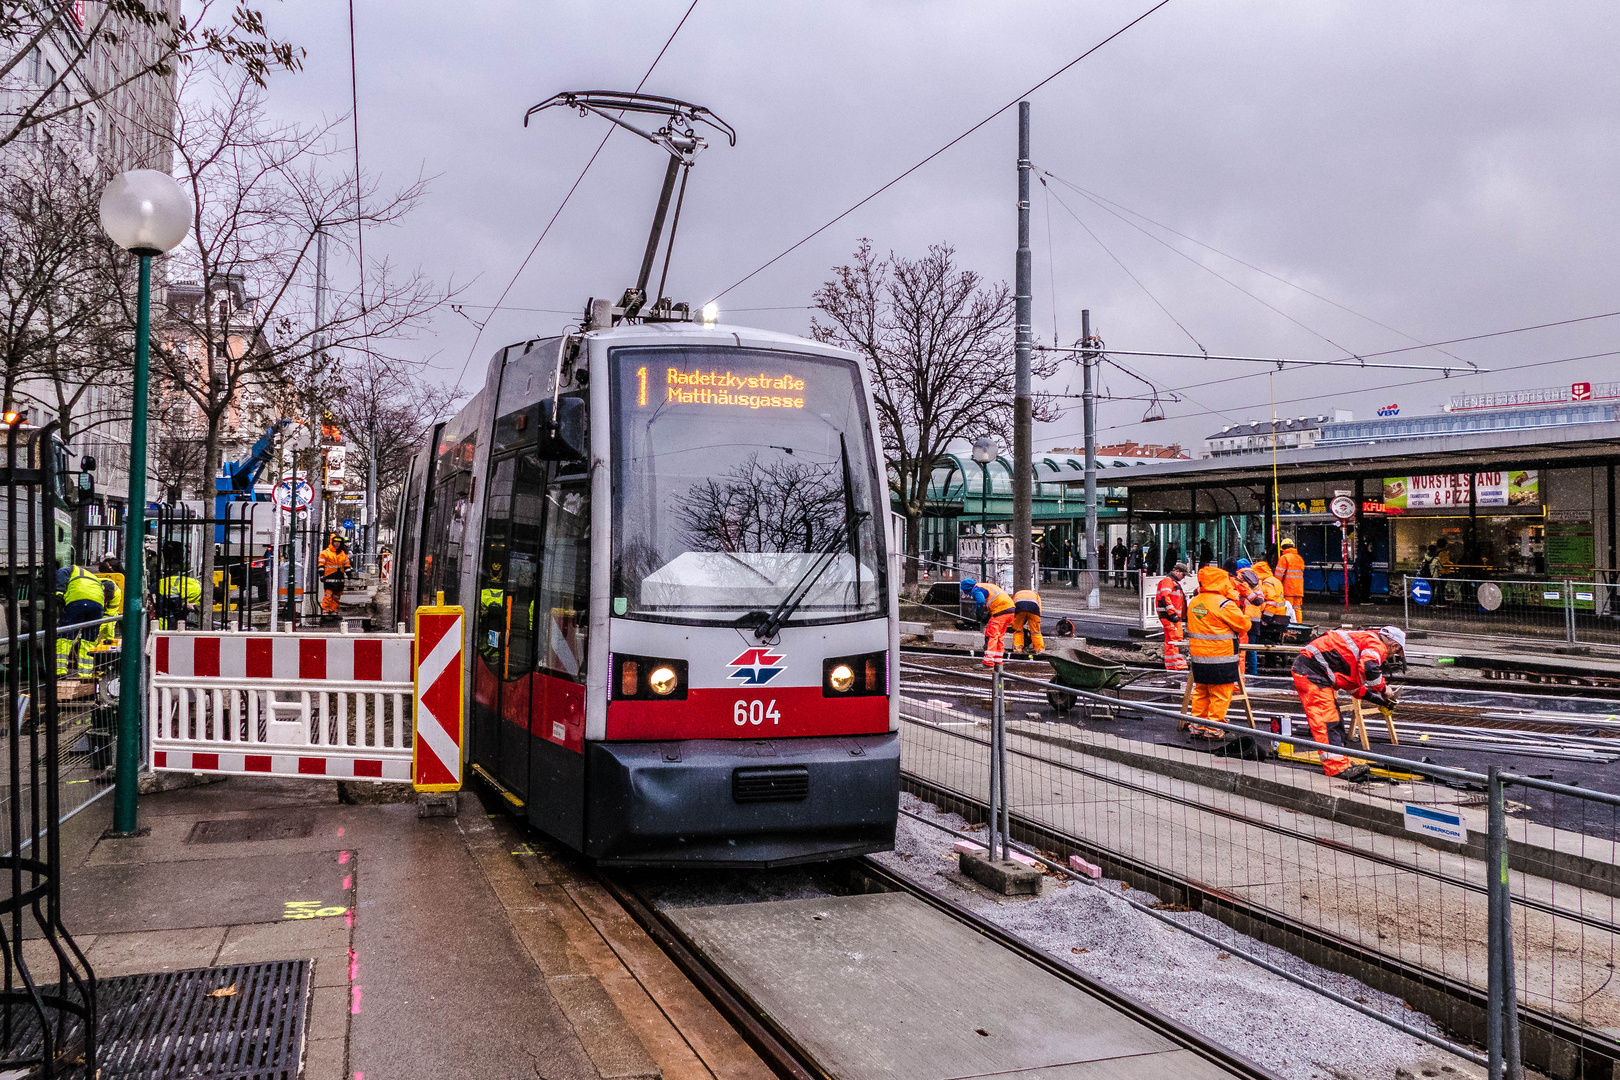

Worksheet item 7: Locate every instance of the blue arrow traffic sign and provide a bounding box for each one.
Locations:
[1410,578,1432,605]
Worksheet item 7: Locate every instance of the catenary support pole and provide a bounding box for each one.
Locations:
[1012,101,1033,593]
[1486,765,1505,1080]
[112,254,152,836]
[988,664,1002,860]
[1082,309,1098,609]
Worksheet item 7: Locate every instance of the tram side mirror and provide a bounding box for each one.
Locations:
[538,396,587,461]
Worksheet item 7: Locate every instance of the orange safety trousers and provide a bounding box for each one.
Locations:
[1009,612,1044,653]
[983,611,1015,666]
[1189,682,1234,727]
[1292,672,1353,776]
[1160,619,1187,671]
[321,578,343,613]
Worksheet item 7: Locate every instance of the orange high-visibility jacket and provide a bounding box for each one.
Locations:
[1250,561,1289,620]
[1277,549,1305,598]
[1186,567,1251,664]
[1011,589,1041,613]
[1155,575,1187,622]
[1292,629,1390,697]
[318,544,350,579]
[977,581,1015,616]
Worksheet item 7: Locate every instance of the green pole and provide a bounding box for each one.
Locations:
[112,253,152,835]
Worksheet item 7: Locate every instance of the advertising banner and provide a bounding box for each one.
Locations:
[1382,470,1538,511]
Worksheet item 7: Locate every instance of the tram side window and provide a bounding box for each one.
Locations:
[505,453,547,675]
[476,457,514,669]
[535,479,590,682]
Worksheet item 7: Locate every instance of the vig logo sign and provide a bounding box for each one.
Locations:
[729,648,785,685]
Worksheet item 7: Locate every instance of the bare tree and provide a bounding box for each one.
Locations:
[674,455,843,555]
[0,0,300,151]
[811,241,1057,589]
[153,65,449,620]
[0,142,128,420]
[326,357,463,554]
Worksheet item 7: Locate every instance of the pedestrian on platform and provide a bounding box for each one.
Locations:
[1111,539,1128,587]
[1289,626,1405,782]
[1126,544,1142,591]
[1185,566,1251,737]
[1155,563,1189,672]
[1277,538,1306,623]
[1009,588,1044,655]
[960,578,1015,666]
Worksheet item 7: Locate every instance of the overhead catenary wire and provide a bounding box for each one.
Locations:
[704,0,1173,305]
[1040,167,1482,373]
[452,0,700,391]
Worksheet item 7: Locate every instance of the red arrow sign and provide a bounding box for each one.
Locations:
[412,607,465,791]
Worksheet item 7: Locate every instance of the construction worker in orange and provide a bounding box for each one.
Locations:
[1290,625,1406,782]
[1185,565,1251,737]
[1008,588,1044,655]
[1233,564,1265,676]
[1277,538,1306,623]
[960,578,1016,666]
[317,534,351,615]
[1154,563,1189,672]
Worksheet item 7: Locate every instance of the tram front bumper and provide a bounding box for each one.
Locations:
[585,732,900,867]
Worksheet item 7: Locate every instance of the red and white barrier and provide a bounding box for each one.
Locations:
[411,606,465,792]
[149,631,415,782]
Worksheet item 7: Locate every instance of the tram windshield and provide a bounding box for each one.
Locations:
[611,345,884,626]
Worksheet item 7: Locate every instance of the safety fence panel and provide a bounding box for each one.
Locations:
[149,631,415,781]
[1401,574,1620,649]
[897,661,1620,1076]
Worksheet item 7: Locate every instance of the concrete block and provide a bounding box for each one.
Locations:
[952,839,1039,869]
[959,850,1041,895]
[337,780,415,805]
[417,792,458,818]
[932,629,983,648]
[1068,855,1103,879]
[898,620,930,636]
[137,770,227,795]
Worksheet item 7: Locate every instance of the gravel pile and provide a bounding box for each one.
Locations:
[874,792,1494,1080]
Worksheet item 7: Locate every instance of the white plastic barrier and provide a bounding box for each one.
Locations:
[149,631,415,781]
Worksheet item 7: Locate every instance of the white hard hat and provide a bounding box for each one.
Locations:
[1379,625,1407,648]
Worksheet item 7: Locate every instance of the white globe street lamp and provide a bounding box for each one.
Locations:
[99,169,190,836]
[971,436,1000,583]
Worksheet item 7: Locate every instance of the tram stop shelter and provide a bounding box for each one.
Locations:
[1112,403,1620,625]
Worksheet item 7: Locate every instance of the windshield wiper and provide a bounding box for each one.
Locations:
[752,433,869,641]
[752,513,867,640]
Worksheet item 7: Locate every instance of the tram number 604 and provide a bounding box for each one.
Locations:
[734,699,781,726]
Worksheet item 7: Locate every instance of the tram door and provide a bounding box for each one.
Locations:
[473,453,533,796]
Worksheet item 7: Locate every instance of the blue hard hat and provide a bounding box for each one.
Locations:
[959,578,976,592]
[1236,558,1252,569]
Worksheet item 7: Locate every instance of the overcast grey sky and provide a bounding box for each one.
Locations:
[256,0,1620,451]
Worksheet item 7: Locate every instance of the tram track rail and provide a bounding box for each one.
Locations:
[598,858,1281,1080]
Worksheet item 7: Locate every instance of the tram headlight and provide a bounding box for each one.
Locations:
[649,666,679,696]
[823,651,887,697]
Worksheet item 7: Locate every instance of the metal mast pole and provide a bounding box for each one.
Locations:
[112,254,152,835]
[307,225,328,619]
[1082,309,1099,609]
[1012,101,1033,593]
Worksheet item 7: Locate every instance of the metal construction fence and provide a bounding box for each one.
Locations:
[897,660,1620,1079]
[1402,573,1620,649]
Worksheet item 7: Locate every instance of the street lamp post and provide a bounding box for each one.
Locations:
[972,437,999,585]
[99,170,192,836]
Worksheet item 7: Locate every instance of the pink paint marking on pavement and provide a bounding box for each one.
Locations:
[342,874,351,890]
[351,984,362,1014]
[346,909,354,927]
[348,948,358,982]
[336,827,345,837]
[338,850,350,864]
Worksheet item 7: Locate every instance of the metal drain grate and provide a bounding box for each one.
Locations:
[3,959,310,1078]
[187,815,316,844]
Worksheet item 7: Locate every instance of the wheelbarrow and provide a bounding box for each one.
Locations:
[1042,645,1126,717]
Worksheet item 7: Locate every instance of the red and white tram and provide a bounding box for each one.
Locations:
[394,309,900,865]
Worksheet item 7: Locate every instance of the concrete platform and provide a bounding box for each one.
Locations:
[37,777,772,1080]
[667,891,1239,1080]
